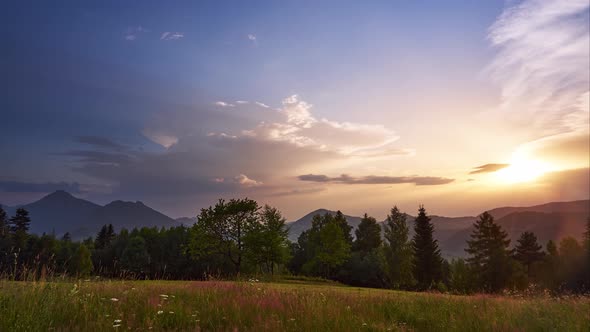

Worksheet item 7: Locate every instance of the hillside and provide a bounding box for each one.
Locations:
[287,200,589,258]
[2,191,176,238]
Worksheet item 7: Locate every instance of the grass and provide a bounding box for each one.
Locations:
[0,279,588,331]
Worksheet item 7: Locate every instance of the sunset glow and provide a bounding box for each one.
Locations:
[0,0,588,219]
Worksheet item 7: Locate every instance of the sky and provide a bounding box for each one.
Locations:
[1,0,588,220]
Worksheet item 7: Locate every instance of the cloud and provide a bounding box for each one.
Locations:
[247,34,257,43]
[0,181,82,194]
[214,101,235,107]
[141,129,179,148]
[75,136,126,150]
[298,174,454,186]
[470,163,510,174]
[255,102,270,108]
[267,187,326,197]
[234,174,263,187]
[61,95,410,204]
[236,100,249,104]
[487,0,589,134]
[124,26,149,41]
[243,95,403,156]
[161,32,184,40]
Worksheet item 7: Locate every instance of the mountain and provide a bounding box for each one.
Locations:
[286,209,363,242]
[2,191,176,239]
[93,200,176,231]
[287,200,589,258]
[487,200,590,219]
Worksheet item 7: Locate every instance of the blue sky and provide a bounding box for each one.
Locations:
[1,1,588,219]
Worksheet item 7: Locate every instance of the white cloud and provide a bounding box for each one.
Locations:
[486,0,589,171]
[214,101,235,107]
[141,129,178,148]
[487,0,589,134]
[255,102,270,108]
[161,32,184,40]
[234,174,263,187]
[243,95,402,156]
[124,26,149,41]
[236,100,249,104]
[247,34,256,41]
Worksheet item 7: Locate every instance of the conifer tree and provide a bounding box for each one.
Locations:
[10,208,31,249]
[354,213,382,254]
[412,205,442,290]
[95,225,108,249]
[465,211,512,292]
[0,206,8,238]
[383,206,414,288]
[514,231,544,276]
[334,211,354,246]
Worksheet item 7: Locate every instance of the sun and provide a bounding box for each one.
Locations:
[493,158,552,184]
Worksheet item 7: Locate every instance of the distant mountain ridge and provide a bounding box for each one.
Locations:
[287,200,589,258]
[1,190,176,239]
[1,192,587,257]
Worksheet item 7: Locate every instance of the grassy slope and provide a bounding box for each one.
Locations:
[0,280,588,331]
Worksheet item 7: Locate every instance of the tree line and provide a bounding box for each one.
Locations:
[1,200,589,294]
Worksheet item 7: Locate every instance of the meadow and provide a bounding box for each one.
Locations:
[0,279,588,331]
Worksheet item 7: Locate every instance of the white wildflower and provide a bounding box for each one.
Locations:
[110,298,119,302]
[157,310,164,315]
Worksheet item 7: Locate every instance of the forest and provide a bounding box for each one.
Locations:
[1,198,588,294]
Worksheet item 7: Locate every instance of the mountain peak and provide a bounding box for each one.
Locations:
[43,190,75,201]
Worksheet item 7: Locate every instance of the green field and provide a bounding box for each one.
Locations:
[0,279,588,331]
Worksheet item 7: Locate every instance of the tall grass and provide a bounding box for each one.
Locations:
[0,279,588,331]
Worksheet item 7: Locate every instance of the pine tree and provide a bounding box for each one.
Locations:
[354,213,382,254]
[0,206,9,238]
[106,224,115,245]
[61,232,71,242]
[95,225,108,249]
[514,231,544,277]
[383,206,414,289]
[334,211,354,246]
[412,205,443,290]
[10,208,31,249]
[465,211,512,292]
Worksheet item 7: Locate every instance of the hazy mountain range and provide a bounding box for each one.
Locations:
[1,191,588,258]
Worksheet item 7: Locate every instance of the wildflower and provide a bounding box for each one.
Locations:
[157,311,164,315]
[289,318,296,321]
[110,298,119,302]
[169,311,175,314]
[159,294,169,298]
[362,322,368,327]
[113,319,122,324]
[113,324,121,328]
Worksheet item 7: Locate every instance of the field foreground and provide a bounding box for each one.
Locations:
[0,280,588,331]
